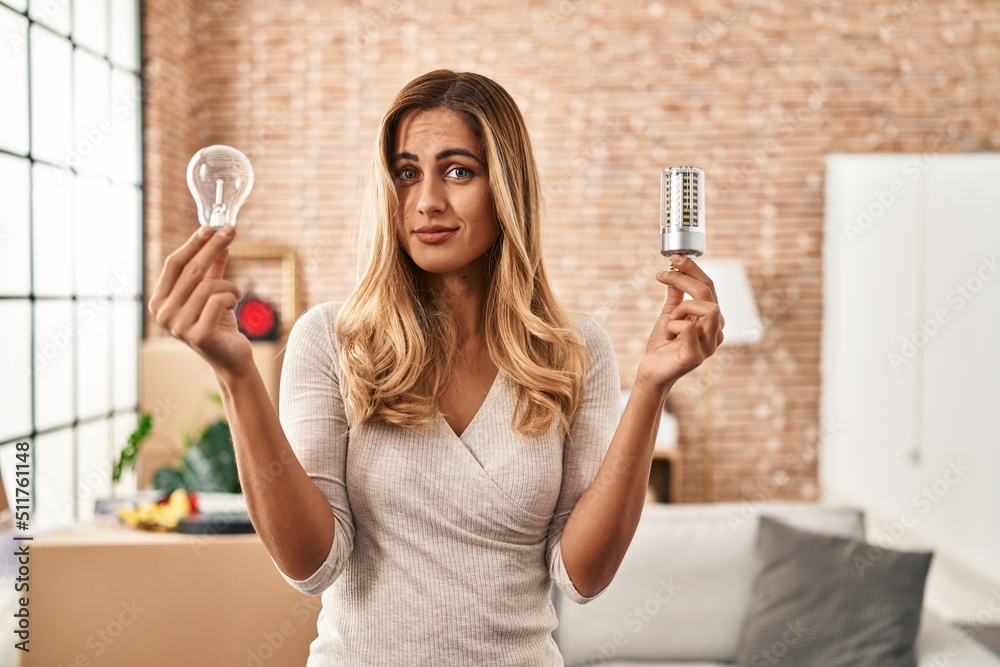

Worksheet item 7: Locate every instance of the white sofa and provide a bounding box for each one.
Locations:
[553,502,1000,666]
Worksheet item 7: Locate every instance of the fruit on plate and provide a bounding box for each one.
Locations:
[116,489,193,531]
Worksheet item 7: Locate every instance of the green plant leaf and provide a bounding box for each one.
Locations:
[153,466,185,494]
[113,412,154,483]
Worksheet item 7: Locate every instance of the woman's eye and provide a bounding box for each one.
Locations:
[450,166,473,179]
[396,167,418,181]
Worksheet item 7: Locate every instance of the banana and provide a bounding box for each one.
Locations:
[116,489,193,531]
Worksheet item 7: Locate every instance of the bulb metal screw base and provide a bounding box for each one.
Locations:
[661,229,705,258]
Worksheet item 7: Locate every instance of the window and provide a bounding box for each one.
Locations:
[0,0,143,529]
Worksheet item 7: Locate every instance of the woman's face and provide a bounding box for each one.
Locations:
[391,107,499,278]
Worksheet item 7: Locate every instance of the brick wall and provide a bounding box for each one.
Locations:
[142,0,1000,502]
[142,0,202,336]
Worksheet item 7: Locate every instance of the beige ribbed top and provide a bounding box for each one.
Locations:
[271,301,621,666]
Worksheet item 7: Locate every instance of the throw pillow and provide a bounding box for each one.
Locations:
[735,515,933,667]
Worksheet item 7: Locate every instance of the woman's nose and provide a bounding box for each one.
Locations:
[416,175,446,216]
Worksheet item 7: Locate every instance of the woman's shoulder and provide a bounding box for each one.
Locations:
[288,301,347,349]
[569,312,593,334]
[569,312,612,350]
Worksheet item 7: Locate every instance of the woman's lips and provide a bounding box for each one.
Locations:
[415,229,457,244]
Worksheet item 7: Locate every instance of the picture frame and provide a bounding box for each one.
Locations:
[226,243,300,338]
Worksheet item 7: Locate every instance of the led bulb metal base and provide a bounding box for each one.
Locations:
[186,145,255,231]
[660,165,706,257]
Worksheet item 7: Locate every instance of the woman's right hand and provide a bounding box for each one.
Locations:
[148,224,253,380]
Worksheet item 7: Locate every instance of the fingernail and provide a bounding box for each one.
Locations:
[672,254,686,264]
[657,270,669,279]
[199,225,215,237]
[220,225,235,238]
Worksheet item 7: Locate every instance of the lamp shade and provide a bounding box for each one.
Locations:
[688,258,762,346]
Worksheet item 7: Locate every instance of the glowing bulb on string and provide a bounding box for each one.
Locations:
[186,145,254,231]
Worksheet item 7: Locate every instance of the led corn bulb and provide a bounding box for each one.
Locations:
[660,165,706,258]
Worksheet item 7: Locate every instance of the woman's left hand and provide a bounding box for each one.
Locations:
[635,253,725,394]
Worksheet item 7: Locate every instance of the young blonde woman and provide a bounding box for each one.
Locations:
[149,70,724,665]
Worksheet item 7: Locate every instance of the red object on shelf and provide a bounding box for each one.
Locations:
[235,296,279,339]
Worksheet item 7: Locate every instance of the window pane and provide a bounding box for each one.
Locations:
[110,69,140,185]
[0,154,31,296]
[112,411,139,494]
[0,301,32,442]
[78,419,111,521]
[4,0,27,14]
[110,183,140,295]
[30,25,73,166]
[109,0,138,70]
[32,163,74,296]
[75,174,111,295]
[35,428,74,530]
[73,0,107,55]
[28,0,71,36]
[34,300,74,431]
[0,8,29,155]
[72,49,111,179]
[113,300,138,410]
[77,299,111,420]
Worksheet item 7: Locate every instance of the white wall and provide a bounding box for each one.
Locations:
[822,154,1000,617]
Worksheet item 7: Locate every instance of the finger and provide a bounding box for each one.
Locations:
[664,318,704,355]
[149,225,219,315]
[190,291,241,346]
[669,254,719,303]
[665,300,722,322]
[656,270,715,313]
[665,309,721,358]
[167,279,242,338]
[163,228,237,313]
[667,300,725,346]
[206,246,230,281]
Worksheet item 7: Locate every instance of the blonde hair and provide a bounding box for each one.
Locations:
[335,69,590,442]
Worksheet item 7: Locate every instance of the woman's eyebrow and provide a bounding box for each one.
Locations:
[390,148,483,165]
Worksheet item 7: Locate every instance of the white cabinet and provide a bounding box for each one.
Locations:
[821,154,1000,590]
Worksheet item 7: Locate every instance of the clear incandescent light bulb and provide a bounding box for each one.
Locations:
[660,165,706,258]
[186,145,255,231]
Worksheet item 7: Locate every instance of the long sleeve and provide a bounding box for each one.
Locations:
[545,315,621,604]
[273,302,355,596]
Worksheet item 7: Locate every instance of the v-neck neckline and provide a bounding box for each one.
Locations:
[438,369,503,441]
